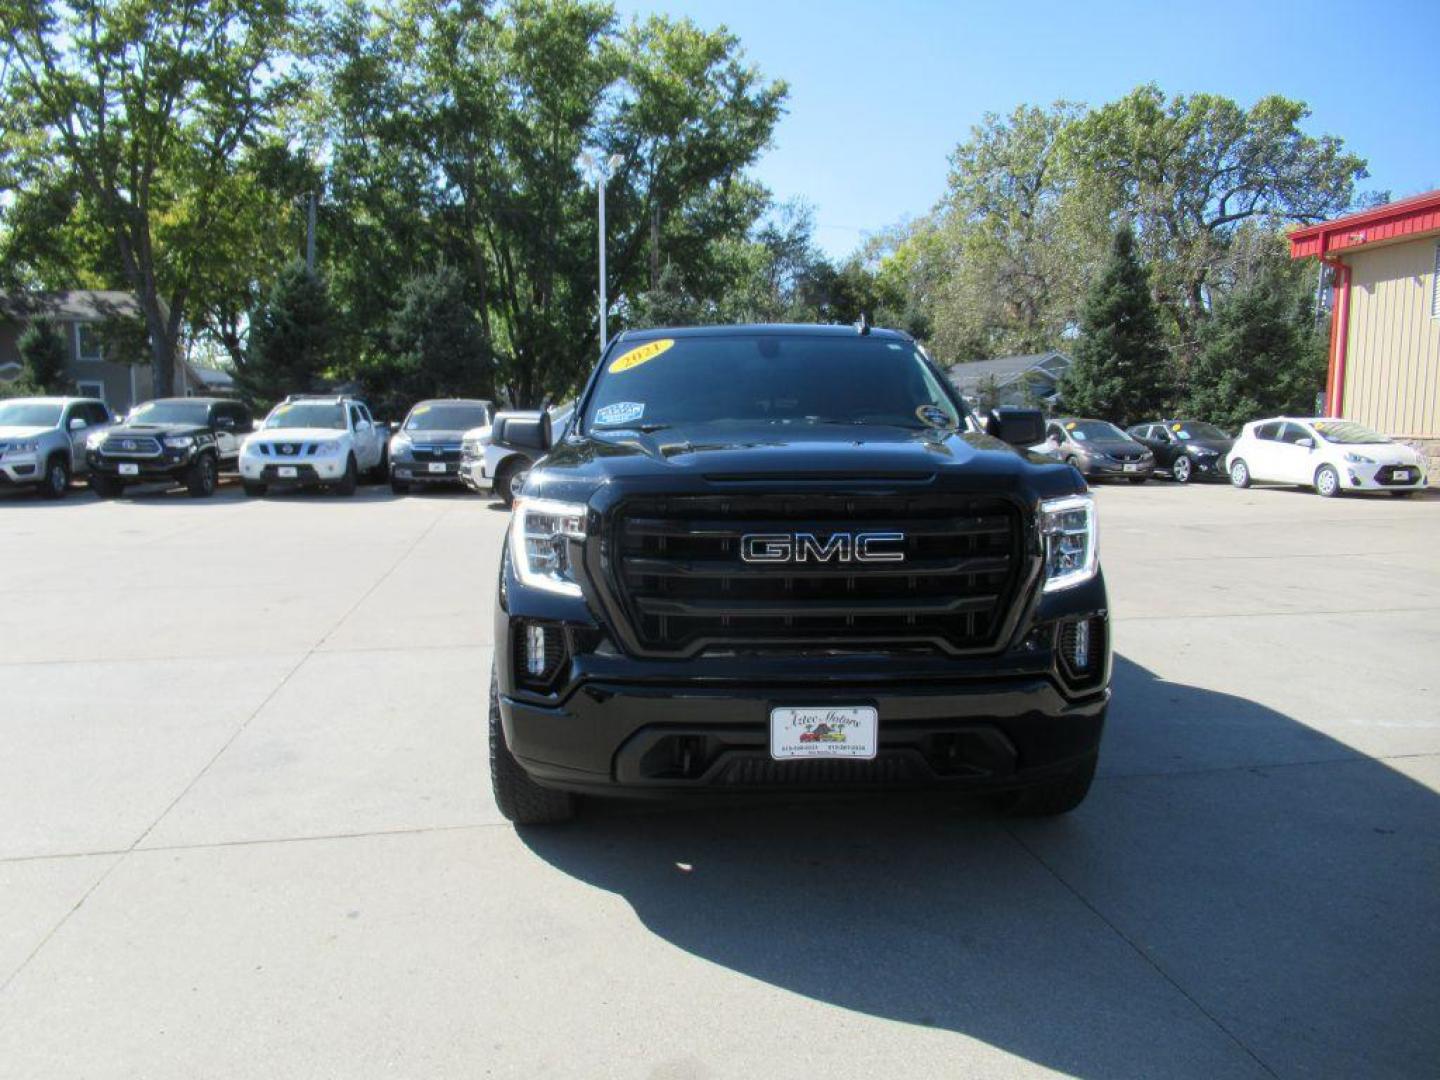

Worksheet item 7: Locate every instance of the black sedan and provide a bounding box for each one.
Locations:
[1126,420,1233,483]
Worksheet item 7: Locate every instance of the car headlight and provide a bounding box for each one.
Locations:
[461,438,481,457]
[316,440,344,455]
[1040,494,1098,593]
[86,433,106,450]
[12,440,39,453]
[509,498,587,597]
[164,435,195,449]
[1192,447,1218,458]
[1344,452,1375,464]
[391,433,412,453]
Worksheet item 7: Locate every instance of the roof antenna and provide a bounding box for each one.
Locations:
[855,312,871,336]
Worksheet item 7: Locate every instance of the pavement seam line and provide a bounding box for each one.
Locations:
[0,503,456,996]
[1003,821,1281,1080]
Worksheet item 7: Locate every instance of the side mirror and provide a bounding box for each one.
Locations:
[69,417,87,431]
[493,413,552,453]
[356,419,372,433]
[1297,437,1315,450]
[985,408,1046,449]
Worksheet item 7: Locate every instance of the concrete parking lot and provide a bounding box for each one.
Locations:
[1,478,1437,1079]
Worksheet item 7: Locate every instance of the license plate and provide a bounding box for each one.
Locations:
[770,706,877,760]
[428,462,447,473]
[1123,463,1140,473]
[1393,469,1412,482]
[118,463,139,476]
[277,466,298,478]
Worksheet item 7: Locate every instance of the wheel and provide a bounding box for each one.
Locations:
[185,453,218,498]
[1229,458,1251,488]
[1314,464,1341,498]
[497,460,530,508]
[333,454,358,496]
[37,455,71,499]
[88,473,124,498]
[995,753,1097,817]
[390,476,410,495]
[1172,455,1193,483]
[1064,455,1082,475]
[242,480,267,497]
[489,663,575,824]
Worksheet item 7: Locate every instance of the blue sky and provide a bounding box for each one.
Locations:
[613,0,1440,258]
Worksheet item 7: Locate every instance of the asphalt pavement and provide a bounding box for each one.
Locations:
[1,477,1437,1079]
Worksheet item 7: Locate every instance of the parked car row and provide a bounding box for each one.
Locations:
[0,392,568,504]
[1027,412,1429,497]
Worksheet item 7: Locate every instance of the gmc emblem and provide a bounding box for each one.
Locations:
[740,531,906,564]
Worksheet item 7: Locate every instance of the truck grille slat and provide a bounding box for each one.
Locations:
[610,494,1024,655]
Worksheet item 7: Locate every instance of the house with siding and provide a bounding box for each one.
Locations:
[946,351,1072,409]
[1289,191,1440,468]
[0,290,229,412]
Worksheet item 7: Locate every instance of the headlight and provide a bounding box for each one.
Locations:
[1040,494,1098,593]
[86,433,105,450]
[461,438,481,457]
[391,433,412,453]
[315,440,344,455]
[1344,452,1375,464]
[164,435,195,449]
[12,440,39,453]
[1192,447,1218,458]
[509,498,587,597]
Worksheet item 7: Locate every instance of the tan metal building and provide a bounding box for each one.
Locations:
[1290,191,1440,447]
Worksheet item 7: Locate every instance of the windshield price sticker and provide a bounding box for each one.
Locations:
[609,338,675,374]
[916,404,956,429]
[595,401,645,426]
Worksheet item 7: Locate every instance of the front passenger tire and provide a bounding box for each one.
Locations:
[185,453,218,498]
[489,663,575,825]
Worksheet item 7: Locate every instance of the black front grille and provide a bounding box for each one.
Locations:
[412,444,462,463]
[1375,465,1418,486]
[609,494,1024,655]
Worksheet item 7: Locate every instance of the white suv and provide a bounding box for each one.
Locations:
[1227,417,1428,497]
[239,395,387,496]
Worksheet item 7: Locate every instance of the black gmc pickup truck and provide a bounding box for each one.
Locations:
[491,324,1109,824]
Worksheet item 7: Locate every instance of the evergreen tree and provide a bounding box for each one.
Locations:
[1183,266,1327,432]
[17,318,71,394]
[238,261,335,406]
[1060,225,1174,424]
[377,267,490,412]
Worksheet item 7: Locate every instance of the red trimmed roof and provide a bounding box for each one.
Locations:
[1290,189,1440,259]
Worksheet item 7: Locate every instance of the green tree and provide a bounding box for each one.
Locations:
[17,317,69,393]
[1061,226,1175,424]
[1183,257,1327,431]
[238,262,335,406]
[0,0,306,397]
[372,266,491,413]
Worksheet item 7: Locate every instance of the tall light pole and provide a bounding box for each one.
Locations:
[578,151,624,356]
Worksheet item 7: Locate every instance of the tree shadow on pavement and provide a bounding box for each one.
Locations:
[519,655,1440,1079]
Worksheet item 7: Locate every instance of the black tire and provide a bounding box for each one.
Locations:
[242,480,267,497]
[996,753,1098,817]
[88,473,125,499]
[390,476,410,495]
[333,454,358,496]
[185,453,218,498]
[38,454,70,499]
[489,664,575,825]
[1314,464,1341,498]
[1064,455,1082,475]
[1229,458,1251,488]
[496,460,530,508]
[1172,455,1193,484]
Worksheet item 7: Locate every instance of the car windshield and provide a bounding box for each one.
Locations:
[405,403,491,431]
[0,402,62,427]
[583,334,963,431]
[1313,421,1390,445]
[1063,421,1129,442]
[129,401,210,426]
[264,402,346,430]
[1170,421,1228,440]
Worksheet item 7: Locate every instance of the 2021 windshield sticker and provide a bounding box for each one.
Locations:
[608,338,675,374]
[594,401,646,426]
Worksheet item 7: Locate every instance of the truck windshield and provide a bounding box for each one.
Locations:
[264,402,347,430]
[0,402,62,427]
[583,334,963,432]
[129,401,210,426]
[405,403,491,431]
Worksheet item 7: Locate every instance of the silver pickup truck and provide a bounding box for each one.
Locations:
[0,396,115,498]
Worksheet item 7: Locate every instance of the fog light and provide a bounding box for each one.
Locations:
[526,624,547,677]
[1072,619,1090,670]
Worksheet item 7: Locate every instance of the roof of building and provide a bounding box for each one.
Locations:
[1290,189,1440,259]
[0,290,150,323]
[189,366,235,388]
[946,351,1071,385]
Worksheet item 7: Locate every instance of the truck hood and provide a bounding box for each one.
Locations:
[248,427,348,443]
[398,428,468,445]
[530,420,1079,500]
[106,421,208,439]
[0,425,55,440]
[1181,436,1233,455]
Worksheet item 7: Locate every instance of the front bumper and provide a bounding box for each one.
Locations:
[460,457,493,491]
[496,565,1110,798]
[86,448,193,481]
[1083,459,1153,478]
[240,455,348,484]
[393,460,465,485]
[1343,462,1428,490]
